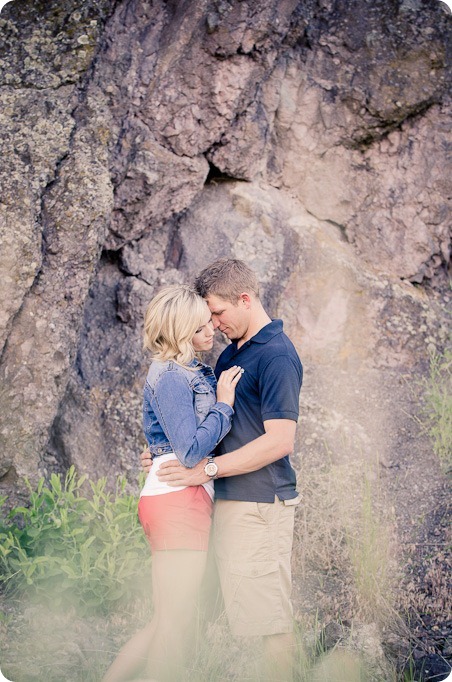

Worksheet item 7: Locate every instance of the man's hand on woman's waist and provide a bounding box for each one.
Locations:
[156,458,210,486]
[141,447,153,474]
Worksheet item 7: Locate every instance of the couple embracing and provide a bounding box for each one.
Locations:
[103,259,303,682]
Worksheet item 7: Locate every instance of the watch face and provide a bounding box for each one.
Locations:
[205,462,218,477]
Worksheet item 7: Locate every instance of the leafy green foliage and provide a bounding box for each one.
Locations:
[0,467,152,615]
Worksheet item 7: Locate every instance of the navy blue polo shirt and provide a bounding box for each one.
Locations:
[214,319,303,503]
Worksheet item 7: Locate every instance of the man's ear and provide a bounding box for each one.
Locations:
[239,293,252,308]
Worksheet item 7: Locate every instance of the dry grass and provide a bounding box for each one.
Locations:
[421,349,452,473]
[0,602,400,682]
[0,437,431,681]
[292,442,398,629]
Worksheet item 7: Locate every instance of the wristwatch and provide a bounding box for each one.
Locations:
[204,456,219,479]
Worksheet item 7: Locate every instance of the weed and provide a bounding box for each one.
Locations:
[346,475,393,621]
[0,461,422,681]
[0,467,152,616]
[293,446,397,629]
[420,349,452,473]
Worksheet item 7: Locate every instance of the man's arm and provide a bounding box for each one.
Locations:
[156,418,296,486]
[215,419,296,476]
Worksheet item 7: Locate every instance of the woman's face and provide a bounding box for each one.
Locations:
[192,307,215,352]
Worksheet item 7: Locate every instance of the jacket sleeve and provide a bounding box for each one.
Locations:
[151,371,233,468]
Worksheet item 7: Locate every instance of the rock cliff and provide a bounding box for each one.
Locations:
[0,0,450,652]
[1,0,449,488]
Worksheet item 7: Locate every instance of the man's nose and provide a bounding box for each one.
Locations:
[212,318,220,329]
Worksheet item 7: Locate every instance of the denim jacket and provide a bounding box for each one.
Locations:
[143,358,233,468]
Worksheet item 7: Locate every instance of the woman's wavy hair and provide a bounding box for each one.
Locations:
[143,285,208,367]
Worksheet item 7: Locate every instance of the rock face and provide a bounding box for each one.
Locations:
[1,0,449,486]
[0,0,450,642]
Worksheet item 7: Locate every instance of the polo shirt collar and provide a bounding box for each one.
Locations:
[232,319,283,348]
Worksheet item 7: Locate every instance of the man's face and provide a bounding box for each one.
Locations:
[206,294,250,341]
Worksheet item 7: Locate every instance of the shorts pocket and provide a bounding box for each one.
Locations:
[222,559,282,629]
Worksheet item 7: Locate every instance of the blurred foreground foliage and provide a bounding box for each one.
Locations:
[421,349,452,473]
[0,467,152,615]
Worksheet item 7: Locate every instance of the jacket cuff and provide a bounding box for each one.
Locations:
[214,402,234,418]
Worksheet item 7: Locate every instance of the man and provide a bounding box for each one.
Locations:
[143,259,303,681]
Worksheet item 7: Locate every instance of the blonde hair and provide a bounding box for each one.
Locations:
[194,258,259,303]
[143,285,208,367]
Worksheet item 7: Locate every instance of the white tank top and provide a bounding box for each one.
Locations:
[140,452,214,501]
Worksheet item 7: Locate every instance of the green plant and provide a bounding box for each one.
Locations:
[401,656,417,682]
[0,467,152,615]
[421,349,452,473]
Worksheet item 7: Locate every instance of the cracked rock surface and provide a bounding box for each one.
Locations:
[0,0,449,486]
[0,0,450,674]
[0,0,450,646]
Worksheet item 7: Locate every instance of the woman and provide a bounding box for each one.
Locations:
[103,284,242,682]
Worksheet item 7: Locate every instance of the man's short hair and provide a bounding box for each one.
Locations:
[194,259,260,303]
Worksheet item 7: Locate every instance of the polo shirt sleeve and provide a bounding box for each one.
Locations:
[259,355,302,422]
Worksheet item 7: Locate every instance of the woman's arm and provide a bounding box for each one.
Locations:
[151,370,232,468]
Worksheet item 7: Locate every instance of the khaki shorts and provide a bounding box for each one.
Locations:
[213,496,298,637]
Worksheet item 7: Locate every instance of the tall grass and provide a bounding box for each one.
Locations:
[346,475,393,620]
[293,451,397,628]
[0,465,415,681]
[420,349,452,473]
